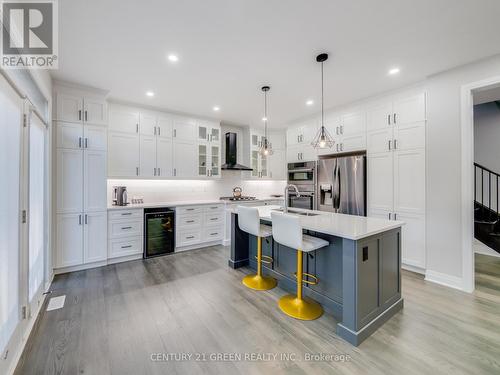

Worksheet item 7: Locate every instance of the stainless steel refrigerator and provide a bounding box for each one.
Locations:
[317,154,366,216]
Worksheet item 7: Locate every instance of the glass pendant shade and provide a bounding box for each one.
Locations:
[259,86,274,156]
[311,53,335,149]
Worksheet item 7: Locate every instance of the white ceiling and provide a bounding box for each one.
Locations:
[52,0,500,128]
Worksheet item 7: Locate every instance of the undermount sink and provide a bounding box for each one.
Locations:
[271,208,320,217]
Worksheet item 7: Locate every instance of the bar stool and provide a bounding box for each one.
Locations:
[271,212,328,320]
[237,206,277,291]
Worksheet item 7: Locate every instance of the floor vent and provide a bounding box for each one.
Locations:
[46,295,66,311]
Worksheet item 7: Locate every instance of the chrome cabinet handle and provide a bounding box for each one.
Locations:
[210,232,218,236]
[121,212,132,216]
[389,213,391,220]
[121,245,132,249]
[158,168,161,176]
[186,236,195,239]
[186,208,195,211]
[173,168,176,176]
[158,127,161,136]
[136,124,139,133]
[79,214,82,225]
[388,140,392,150]
[136,167,139,176]
[78,110,82,121]
[393,113,397,124]
[394,213,397,220]
[186,220,195,223]
[388,114,391,125]
[173,129,177,137]
[85,138,88,148]
[84,214,88,224]
[78,137,82,148]
[394,139,398,149]
[340,125,343,134]
[154,168,157,176]
[210,218,218,221]
[85,110,88,122]
[121,226,132,230]
[154,127,157,136]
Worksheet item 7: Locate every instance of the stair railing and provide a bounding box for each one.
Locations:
[474,162,500,224]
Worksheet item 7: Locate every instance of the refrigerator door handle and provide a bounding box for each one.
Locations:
[336,162,341,210]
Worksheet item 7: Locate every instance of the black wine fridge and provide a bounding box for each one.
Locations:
[144,207,175,258]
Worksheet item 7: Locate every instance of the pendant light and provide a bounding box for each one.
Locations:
[259,85,274,156]
[311,53,335,149]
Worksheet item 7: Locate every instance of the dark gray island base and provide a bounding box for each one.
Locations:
[229,212,404,346]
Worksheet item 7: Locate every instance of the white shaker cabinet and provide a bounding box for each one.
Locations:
[56,213,84,268]
[157,137,173,177]
[109,107,140,134]
[108,132,140,177]
[140,135,157,177]
[83,97,107,125]
[83,211,108,263]
[57,149,83,214]
[173,117,197,141]
[367,152,394,212]
[393,148,426,215]
[173,140,197,178]
[84,150,107,212]
[56,93,82,123]
[57,122,107,151]
[55,93,107,126]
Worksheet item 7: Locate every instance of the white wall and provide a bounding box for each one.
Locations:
[474,102,500,172]
[107,173,286,204]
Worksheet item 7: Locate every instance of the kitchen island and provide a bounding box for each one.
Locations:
[228,205,404,346]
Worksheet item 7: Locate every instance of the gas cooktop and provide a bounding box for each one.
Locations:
[220,196,256,201]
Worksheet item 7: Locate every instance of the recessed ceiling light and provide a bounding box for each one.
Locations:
[146,91,155,97]
[388,67,400,75]
[213,106,220,111]
[262,117,268,122]
[167,54,179,62]
[306,100,314,106]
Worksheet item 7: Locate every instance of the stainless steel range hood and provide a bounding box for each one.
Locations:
[221,132,253,171]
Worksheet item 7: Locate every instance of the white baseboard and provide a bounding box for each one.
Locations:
[425,270,464,291]
[402,263,425,275]
[222,239,231,246]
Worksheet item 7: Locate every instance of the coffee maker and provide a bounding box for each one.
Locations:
[113,186,128,206]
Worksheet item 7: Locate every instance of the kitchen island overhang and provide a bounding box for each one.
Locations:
[228,205,404,346]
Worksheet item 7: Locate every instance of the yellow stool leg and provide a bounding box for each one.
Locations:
[278,250,323,320]
[242,237,277,291]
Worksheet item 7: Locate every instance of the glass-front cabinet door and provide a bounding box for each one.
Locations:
[260,153,268,178]
[210,128,220,143]
[211,145,220,177]
[198,125,208,142]
[251,134,259,149]
[251,150,259,177]
[198,144,207,176]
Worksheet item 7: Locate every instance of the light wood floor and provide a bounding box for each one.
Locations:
[15,248,500,375]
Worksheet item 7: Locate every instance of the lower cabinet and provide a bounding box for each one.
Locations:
[56,211,107,268]
[176,204,224,250]
[107,208,143,259]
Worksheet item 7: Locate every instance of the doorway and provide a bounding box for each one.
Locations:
[461,77,500,293]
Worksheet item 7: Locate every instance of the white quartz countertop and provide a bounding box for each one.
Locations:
[107,197,284,210]
[230,205,404,241]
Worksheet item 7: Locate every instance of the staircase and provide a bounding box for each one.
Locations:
[474,162,500,254]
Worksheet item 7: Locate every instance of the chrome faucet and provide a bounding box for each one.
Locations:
[284,184,300,213]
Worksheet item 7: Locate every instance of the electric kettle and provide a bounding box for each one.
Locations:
[113,186,128,206]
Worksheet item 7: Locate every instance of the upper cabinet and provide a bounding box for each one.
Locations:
[55,93,107,126]
[109,107,140,134]
[107,104,220,179]
[246,129,286,180]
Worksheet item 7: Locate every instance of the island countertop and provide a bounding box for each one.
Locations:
[229,205,404,241]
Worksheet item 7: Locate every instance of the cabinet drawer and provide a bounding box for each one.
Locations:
[177,214,202,228]
[109,209,143,221]
[108,236,142,258]
[203,226,223,242]
[176,206,203,216]
[109,220,143,238]
[204,204,224,213]
[204,212,223,225]
[176,230,201,247]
